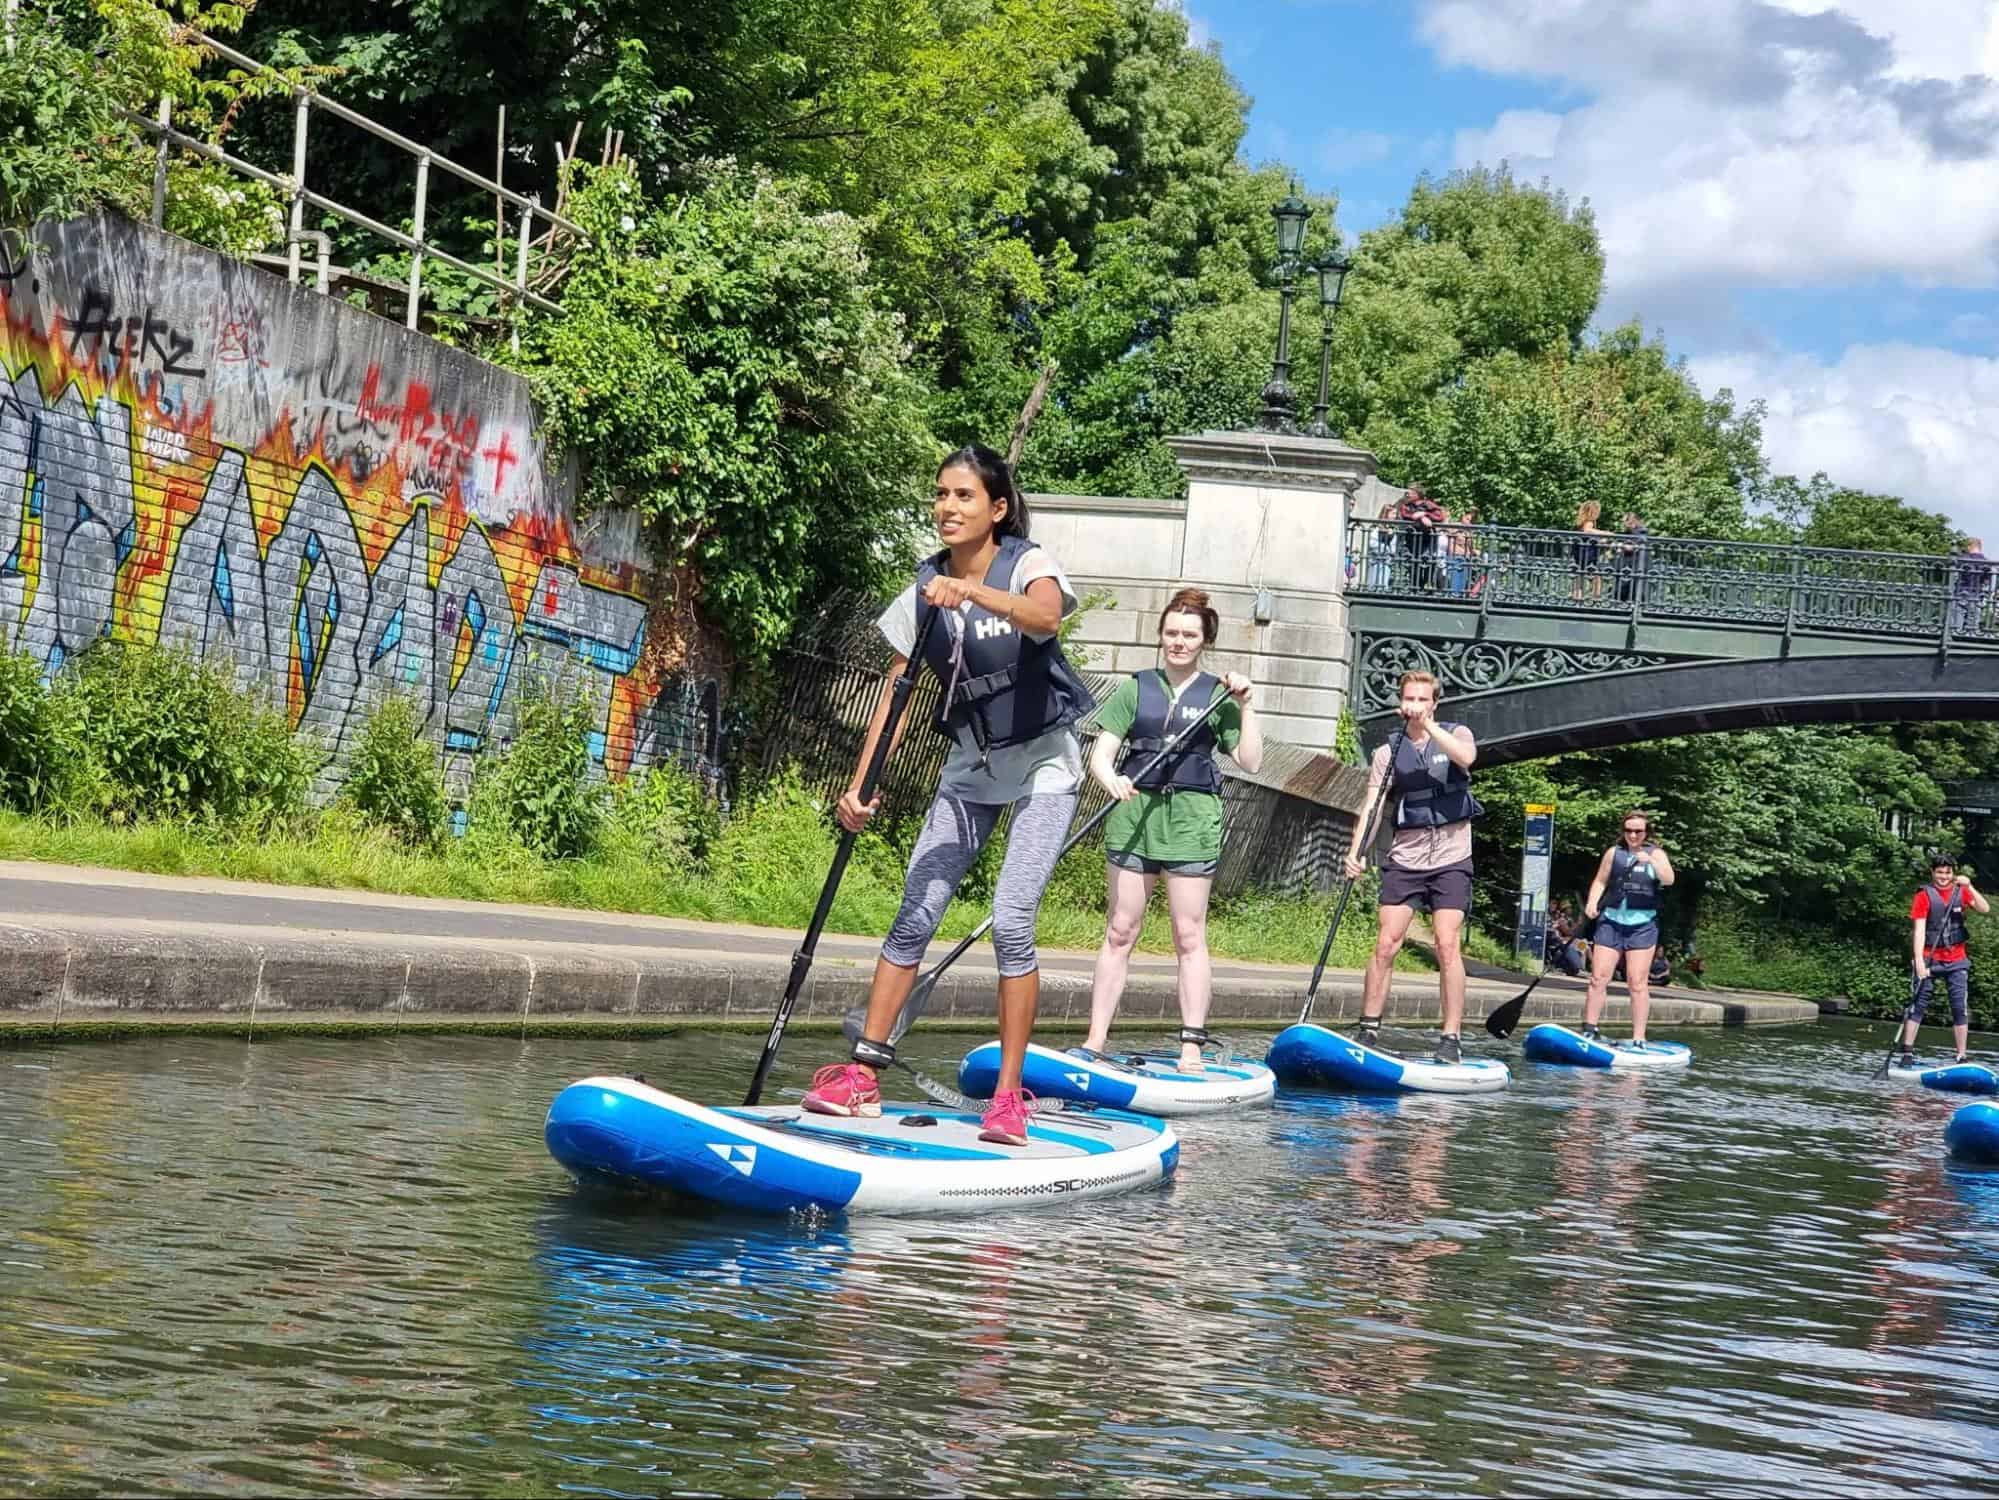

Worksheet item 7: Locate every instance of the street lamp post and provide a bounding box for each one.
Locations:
[1255,189,1312,434]
[1305,249,1352,439]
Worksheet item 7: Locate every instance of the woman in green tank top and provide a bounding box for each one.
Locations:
[1078,588,1261,1071]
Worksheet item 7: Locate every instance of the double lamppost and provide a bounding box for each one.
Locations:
[1255,188,1352,437]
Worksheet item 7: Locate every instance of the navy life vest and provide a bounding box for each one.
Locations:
[1390,726,1482,829]
[1120,670,1223,796]
[916,536,1094,757]
[1606,846,1663,912]
[1922,884,1967,956]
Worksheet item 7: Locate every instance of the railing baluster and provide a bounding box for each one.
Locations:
[407,152,430,331]
[150,97,172,227]
[287,91,309,286]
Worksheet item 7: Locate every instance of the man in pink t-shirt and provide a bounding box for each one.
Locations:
[1344,669,1480,1063]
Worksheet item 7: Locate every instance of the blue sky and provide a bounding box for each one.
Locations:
[1183,0,1999,534]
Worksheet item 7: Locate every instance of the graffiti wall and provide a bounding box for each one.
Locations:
[0,214,722,795]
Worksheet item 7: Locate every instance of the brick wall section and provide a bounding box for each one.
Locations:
[0,215,722,799]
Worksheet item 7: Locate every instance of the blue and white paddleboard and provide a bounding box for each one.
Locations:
[545,1077,1179,1217]
[1886,1059,1999,1095]
[956,1041,1277,1116]
[1946,1102,1999,1164]
[1521,1023,1693,1072]
[1265,1023,1510,1095]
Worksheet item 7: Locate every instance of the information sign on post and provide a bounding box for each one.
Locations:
[1515,803,1557,963]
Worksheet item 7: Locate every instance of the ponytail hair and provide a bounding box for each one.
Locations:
[937,444,1030,540]
[1158,587,1220,644]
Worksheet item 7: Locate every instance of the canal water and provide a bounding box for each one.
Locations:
[2,1024,1996,1496]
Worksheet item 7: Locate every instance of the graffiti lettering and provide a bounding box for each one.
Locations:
[65,285,208,379]
[0,213,718,801]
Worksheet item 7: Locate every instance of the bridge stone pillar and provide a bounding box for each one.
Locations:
[1039,429,1375,750]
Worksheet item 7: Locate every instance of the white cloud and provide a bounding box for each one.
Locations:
[1160,0,1212,50]
[1689,343,1999,533]
[1424,0,1999,309]
[1314,128,1396,173]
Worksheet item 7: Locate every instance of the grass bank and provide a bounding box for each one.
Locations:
[0,799,1527,976]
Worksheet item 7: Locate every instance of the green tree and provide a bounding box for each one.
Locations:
[1385,322,1764,535]
[511,162,935,663]
[1760,474,1964,555]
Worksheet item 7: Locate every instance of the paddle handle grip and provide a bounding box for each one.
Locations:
[743,606,939,1105]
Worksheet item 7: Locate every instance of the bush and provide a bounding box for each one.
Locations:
[708,767,903,930]
[0,649,100,816]
[338,695,449,848]
[602,761,724,868]
[467,691,603,859]
[69,642,307,828]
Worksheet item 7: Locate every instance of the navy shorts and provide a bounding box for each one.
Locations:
[1594,919,1659,954]
[1912,959,1970,1027]
[1380,859,1473,914]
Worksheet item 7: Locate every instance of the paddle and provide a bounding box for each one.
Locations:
[742,602,940,1106]
[846,679,1239,1049]
[1483,909,1590,1040]
[1295,726,1404,1027]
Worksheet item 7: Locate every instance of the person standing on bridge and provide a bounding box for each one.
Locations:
[1079,587,1262,1072]
[1344,670,1481,1063]
[1579,811,1676,1048]
[1900,855,1988,1068]
[805,444,1095,1146]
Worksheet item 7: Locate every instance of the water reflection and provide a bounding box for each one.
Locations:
[4,1027,1999,1495]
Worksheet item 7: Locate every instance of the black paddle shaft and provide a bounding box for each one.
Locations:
[1297,727,1404,1026]
[869,681,1241,1046]
[742,606,940,1106]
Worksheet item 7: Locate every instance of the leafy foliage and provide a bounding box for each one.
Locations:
[338,694,448,848]
[0,649,101,816]
[68,641,307,828]
[467,690,603,859]
[602,760,724,867]
[510,163,935,663]
[3,0,302,253]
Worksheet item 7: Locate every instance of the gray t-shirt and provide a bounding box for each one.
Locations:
[877,548,1083,803]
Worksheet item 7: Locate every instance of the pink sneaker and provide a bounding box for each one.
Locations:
[802,1063,882,1118]
[979,1087,1037,1146]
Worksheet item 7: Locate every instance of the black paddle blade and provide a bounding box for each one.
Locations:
[840,965,947,1055]
[1483,973,1546,1040]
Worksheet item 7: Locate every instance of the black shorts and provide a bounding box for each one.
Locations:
[1379,859,1473,914]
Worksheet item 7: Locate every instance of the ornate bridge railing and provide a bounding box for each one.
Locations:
[1345,520,1999,645]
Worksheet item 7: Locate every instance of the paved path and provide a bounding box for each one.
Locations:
[0,860,1822,1037]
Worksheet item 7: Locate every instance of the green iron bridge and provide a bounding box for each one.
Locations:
[1346,520,1999,763]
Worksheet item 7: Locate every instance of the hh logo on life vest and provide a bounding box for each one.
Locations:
[974,616,1014,641]
[706,1143,758,1176]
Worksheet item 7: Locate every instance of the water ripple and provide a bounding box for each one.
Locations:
[2,1024,1996,1494]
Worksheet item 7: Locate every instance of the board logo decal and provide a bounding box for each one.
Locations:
[706,1143,758,1176]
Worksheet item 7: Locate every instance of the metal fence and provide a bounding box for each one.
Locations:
[122,27,584,340]
[1347,519,1999,644]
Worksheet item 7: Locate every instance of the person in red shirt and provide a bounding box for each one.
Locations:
[1901,855,1989,1067]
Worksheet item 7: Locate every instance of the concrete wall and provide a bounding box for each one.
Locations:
[0,215,722,797]
[1032,428,1379,749]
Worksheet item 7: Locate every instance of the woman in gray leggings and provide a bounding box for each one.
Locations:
[803,444,1094,1146]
